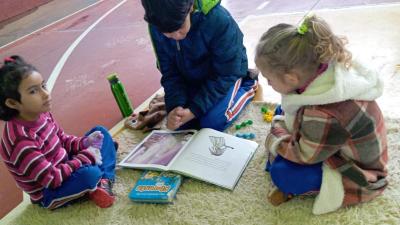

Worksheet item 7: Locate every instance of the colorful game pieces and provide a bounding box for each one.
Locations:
[261,105,284,122]
[261,106,272,122]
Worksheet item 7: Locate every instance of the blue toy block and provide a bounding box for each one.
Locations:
[274,104,284,116]
[248,133,256,139]
[235,132,255,139]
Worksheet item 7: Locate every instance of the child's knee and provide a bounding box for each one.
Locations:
[92,126,110,135]
[269,162,287,182]
[269,159,297,188]
[75,166,102,187]
[87,125,113,140]
[269,159,322,194]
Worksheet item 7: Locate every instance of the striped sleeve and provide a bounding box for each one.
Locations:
[276,108,349,164]
[48,113,85,154]
[10,137,96,189]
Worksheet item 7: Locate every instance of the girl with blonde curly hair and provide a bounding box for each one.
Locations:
[256,15,387,214]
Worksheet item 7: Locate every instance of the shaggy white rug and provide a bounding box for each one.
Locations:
[3,100,399,225]
[3,4,400,225]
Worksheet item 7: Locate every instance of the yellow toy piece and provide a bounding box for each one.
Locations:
[263,112,273,122]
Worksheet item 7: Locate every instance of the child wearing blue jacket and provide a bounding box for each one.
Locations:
[141,0,258,131]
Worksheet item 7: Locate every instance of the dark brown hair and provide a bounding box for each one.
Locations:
[0,55,36,120]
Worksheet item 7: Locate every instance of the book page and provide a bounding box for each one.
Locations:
[119,130,197,170]
[170,128,258,190]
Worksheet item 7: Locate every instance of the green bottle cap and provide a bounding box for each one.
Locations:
[107,73,119,84]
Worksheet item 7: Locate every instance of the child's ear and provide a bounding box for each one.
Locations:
[283,73,300,87]
[5,98,20,110]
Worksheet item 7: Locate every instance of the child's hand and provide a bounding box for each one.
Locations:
[84,131,104,149]
[167,107,184,130]
[265,133,279,156]
[87,146,103,165]
[166,107,195,130]
[178,108,195,125]
[265,127,291,157]
[271,115,287,131]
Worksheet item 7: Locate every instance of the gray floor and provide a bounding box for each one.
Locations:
[2,0,400,47]
[224,0,400,20]
[0,0,99,47]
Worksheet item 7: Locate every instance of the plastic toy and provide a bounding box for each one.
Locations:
[274,104,283,116]
[235,132,256,139]
[261,105,284,123]
[261,106,273,123]
[235,119,253,130]
[261,106,268,114]
[263,112,273,122]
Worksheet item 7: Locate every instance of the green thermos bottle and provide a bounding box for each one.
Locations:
[107,73,133,118]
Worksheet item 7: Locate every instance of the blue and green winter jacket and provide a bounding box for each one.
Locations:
[148,1,248,118]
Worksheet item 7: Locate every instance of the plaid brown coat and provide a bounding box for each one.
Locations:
[271,99,388,207]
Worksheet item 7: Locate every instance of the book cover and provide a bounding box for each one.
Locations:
[129,171,182,203]
[119,128,258,190]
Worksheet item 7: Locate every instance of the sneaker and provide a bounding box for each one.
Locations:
[267,185,292,206]
[89,179,115,208]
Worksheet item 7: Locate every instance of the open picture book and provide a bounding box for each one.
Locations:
[119,128,259,190]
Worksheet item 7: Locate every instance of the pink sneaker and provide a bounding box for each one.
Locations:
[89,179,115,208]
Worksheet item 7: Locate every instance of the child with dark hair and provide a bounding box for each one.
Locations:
[0,56,117,209]
[140,0,258,131]
[255,15,388,214]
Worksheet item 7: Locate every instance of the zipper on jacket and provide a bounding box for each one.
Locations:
[176,40,188,75]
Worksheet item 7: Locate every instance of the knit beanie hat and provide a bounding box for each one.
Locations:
[141,0,194,33]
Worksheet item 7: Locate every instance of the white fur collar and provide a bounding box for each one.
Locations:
[281,58,383,131]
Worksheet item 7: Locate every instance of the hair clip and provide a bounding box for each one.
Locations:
[297,21,308,35]
[4,57,15,63]
[297,13,315,35]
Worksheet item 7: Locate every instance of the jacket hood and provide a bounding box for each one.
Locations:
[194,0,220,15]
